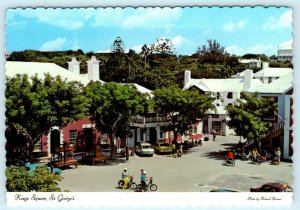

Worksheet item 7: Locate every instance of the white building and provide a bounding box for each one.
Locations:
[277,43,292,62]
[239,58,262,68]
[184,63,293,160]
[184,68,263,135]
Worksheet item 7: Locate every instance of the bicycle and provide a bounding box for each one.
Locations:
[137,177,158,192]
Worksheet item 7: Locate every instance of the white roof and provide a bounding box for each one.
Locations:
[184,78,262,92]
[239,59,260,64]
[5,61,96,86]
[120,83,153,96]
[254,67,292,78]
[6,61,152,95]
[231,69,251,78]
[248,73,292,94]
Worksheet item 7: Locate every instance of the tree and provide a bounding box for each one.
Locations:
[225,92,277,151]
[111,36,125,54]
[151,38,175,55]
[154,87,215,142]
[6,165,63,192]
[85,81,150,159]
[197,39,225,55]
[5,74,90,162]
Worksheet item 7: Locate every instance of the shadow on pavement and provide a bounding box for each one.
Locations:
[201,150,226,160]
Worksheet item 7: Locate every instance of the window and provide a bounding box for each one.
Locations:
[33,139,42,152]
[101,134,108,143]
[212,114,219,118]
[228,103,233,106]
[227,92,233,99]
[268,77,272,83]
[69,130,77,144]
[217,92,221,99]
[192,126,197,134]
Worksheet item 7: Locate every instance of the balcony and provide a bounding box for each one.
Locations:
[132,116,171,124]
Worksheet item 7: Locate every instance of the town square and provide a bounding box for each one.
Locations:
[4,6,293,198]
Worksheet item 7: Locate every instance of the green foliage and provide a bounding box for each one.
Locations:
[85,81,150,159]
[6,74,90,162]
[154,87,215,140]
[225,92,277,140]
[6,166,31,192]
[111,36,125,54]
[7,39,291,90]
[6,165,62,192]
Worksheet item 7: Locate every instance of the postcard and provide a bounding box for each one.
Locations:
[4,4,294,208]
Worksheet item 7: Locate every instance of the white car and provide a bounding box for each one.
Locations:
[135,143,154,156]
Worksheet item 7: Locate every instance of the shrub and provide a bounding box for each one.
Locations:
[6,165,63,192]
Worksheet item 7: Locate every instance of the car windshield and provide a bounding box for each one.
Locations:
[160,143,170,146]
[142,145,152,149]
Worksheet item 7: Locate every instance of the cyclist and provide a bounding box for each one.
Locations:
[227,150,235,160]
[140,170,148,191]
[121,168,129,189]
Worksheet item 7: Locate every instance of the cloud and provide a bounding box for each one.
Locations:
[11,8,93,30]
[96,49,111,53]
[263,10,292,30]
[248,44,274,54]
[223,18,248,32]
[40,37,66,51]
[226,43,275,56]
[279,39,292,49]
[92,7,182,29]
[171,35,186,47]
[225,45,245,55]
[128,45,143,53]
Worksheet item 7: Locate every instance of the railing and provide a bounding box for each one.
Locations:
[133,116,171,124]
[269,122,284,133]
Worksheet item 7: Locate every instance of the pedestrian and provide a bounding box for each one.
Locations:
[179,144,183,157]
[275,147,281,164]
[212,129,216,141]
[172,141,177,158]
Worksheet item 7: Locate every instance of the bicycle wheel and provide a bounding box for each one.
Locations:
[130,182,137,190]
[222,159,227,165]
[118,180,124,188]
[231,160,235,166]
[149,184,158,191]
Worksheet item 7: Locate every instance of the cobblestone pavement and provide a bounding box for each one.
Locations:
[59,135,293,192]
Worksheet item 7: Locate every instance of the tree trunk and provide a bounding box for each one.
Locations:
[28,140,34,163]
[109,132,116,160]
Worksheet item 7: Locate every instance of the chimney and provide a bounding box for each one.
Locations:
[243,69,253,90]
[184,70,191,86]
[87,56,100,81]
[67,57,80,74]
[262,62,269,70]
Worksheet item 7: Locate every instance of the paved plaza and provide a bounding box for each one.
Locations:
[59,135,293,192]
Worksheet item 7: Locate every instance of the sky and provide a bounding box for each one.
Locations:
[6,7,293,56]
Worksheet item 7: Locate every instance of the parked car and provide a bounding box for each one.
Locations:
[210,187,239,192]
[25,162,62,174]
[135,142,154,156]
[250,183,293,192]
[152,142,173,154]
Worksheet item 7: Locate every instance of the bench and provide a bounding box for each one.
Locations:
[55,159,78,168]
[85,155,106,165]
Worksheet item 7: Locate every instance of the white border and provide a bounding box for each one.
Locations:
[1,0,299,209]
